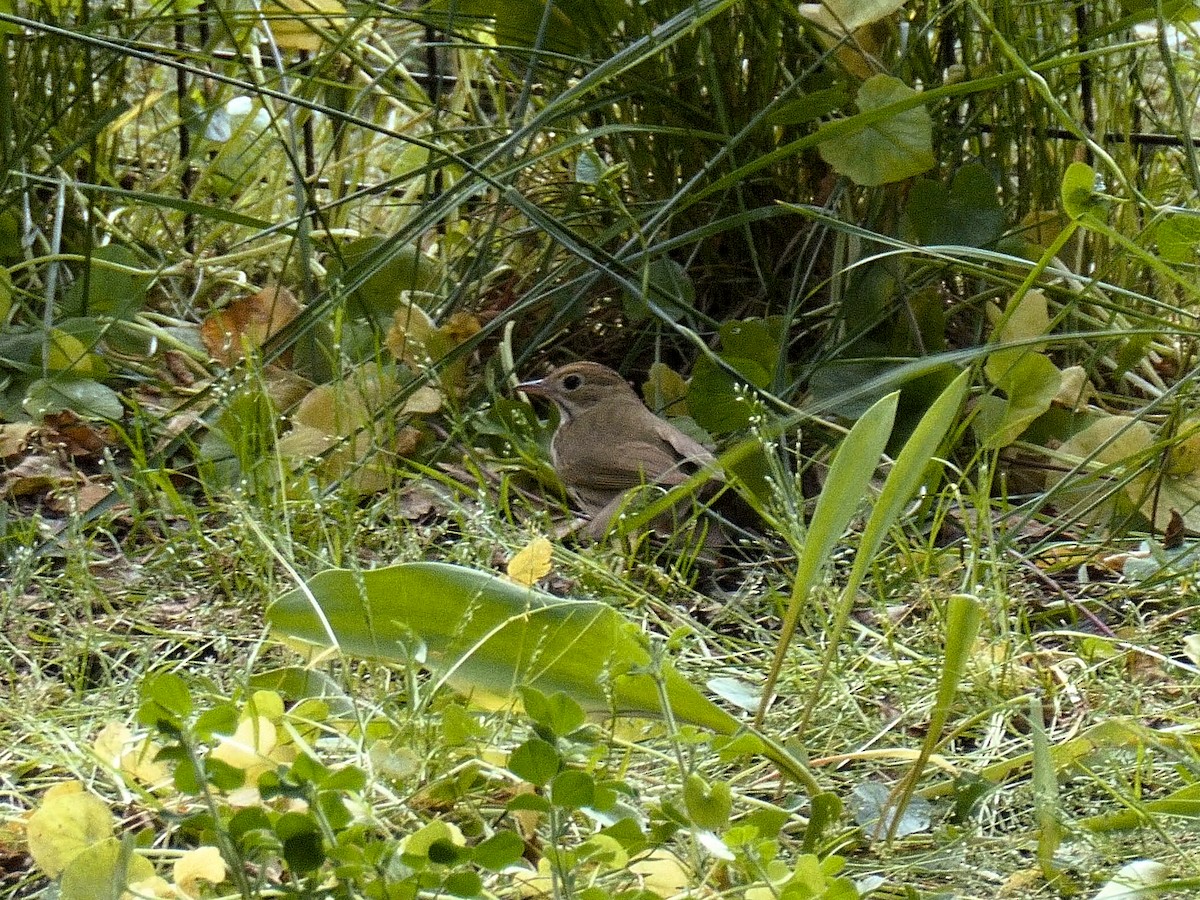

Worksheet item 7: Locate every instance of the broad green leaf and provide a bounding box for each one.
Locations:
[268,562,737,730]
[0,0,20,33]
[521,687,586,738]
[261,0,345,53]
[765,87,849,126]
[684,774,732,831]
[718,317,785,374]
[474,831,525,871]
[622,257,695,323]
[43,329,107,378]
[60,836,154,900]
[818,75,935,186]
[1061,161,1105,221]
[1081,782,1200,832]
[328,237,440,319]
[1156,213,1200,264]
[906,164,1005,247]
[882,593,982,840]
[977,353,1062,449]
[26,784,116,878]
[268,562,821,796]
[688,355,771,435]
[23,377,123,421]
[642,362,689,417]
[985,289,1052,381]
[979,289,1061,447]
[60,245,151,319]
[550,770,595,809]
[1031,694,1062,877]
[798,370,969,732]
[509,738,560,786]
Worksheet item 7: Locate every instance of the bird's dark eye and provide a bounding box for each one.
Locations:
[562,374,584,391]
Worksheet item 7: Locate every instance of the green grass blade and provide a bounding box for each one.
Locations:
[883,592,982,840]
[798,369,969,735]
[754,390,899,726]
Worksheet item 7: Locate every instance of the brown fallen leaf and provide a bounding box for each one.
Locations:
[0,422,38,459]
[47,480,114,515]
[201,284,302,367]
[2,455,75,498]
[42,411,114,458]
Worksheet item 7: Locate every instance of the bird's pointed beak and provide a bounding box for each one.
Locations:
[516,376,550,399]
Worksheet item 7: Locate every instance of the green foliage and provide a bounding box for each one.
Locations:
[817,75,936,187]
[266,560,822,795]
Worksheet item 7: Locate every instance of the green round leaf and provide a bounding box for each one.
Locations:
[683,774,732,831]
[60,245,152,319]
[444,870,484,897]
[1061,161,1103,220]
[688,355,770,435]
[329,236,440,318]
[138,672,193,724]
[23,376,123,422]
[473,831,525,871]
[508,738,561,786]
[906,164,1005,247]
[276,812,324,873]
[549,769,595,810]
[818,75,935,186]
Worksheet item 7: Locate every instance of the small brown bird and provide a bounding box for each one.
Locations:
[517,361,724,540]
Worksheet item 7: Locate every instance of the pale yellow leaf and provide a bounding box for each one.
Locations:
[122,875,174,899]
[25,782,115,878]
[210,717,277,770]
[1054,365,1094,411]
[506,537,553,586]
[174,846,227,897]
[630,848,692,893]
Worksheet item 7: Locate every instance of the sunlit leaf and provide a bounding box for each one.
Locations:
[818,75,935,186]
[173,847,227,897]
[261,0,346,52]
[507,536,553,586]
[1062,161,1106,221]
[25,782,116,878]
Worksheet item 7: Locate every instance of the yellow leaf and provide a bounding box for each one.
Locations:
[25,782,115,878]
[174,846,227,897]
[94,724,170,789]
[262,0,345,52]
[629,848,692,893]
[642,362,689,417]
[506,537,553,586]
[210,717,277,770]
[122,875,174,899]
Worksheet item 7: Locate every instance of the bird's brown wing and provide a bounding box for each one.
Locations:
[557,440,682,496]
[651,418,722,484]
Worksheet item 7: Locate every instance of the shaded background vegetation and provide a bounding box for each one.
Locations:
[3,0,1199,544]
